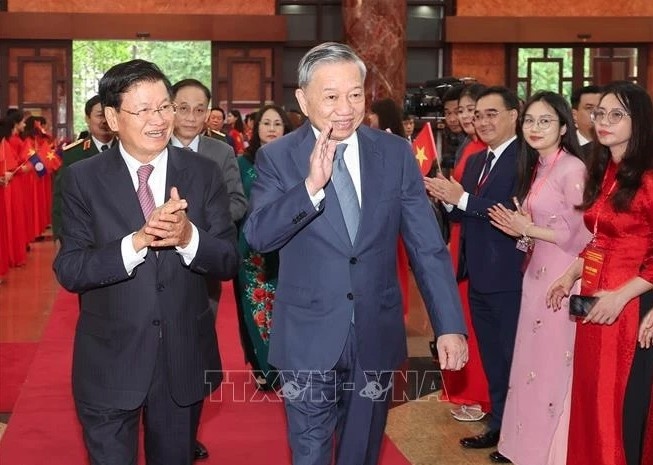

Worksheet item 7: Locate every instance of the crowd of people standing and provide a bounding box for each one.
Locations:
[1,41,651,465]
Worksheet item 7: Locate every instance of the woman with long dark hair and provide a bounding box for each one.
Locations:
[236,104,293,390]
[488,91,591,464]
[547,81,653,465]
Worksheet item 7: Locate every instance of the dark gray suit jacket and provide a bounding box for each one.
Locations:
[53,146,238,409]
[244,122,466,372]
[197,135,247,223]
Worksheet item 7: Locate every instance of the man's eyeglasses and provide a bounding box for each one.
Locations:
[176,104,207,119]
[590,108,630,125]
[522,116,559,130]
[473,109,510,124]
[120,103,177,121]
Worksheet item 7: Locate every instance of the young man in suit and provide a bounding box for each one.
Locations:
[51,94,115,240]
[244,42,468,465]
[170,77,247,461]
[53,59,238,465]
[426,86,523,463]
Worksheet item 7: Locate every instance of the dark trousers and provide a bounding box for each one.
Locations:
[281,324,393,465]
[468,286,521,432]
[623,293,653,465]
[75,344,202,465]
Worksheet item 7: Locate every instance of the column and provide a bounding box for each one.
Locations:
[342,0,406,106]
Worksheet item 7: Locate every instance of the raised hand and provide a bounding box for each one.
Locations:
[305,125,337,196]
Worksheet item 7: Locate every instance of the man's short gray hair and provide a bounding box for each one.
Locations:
[297,42,367,89]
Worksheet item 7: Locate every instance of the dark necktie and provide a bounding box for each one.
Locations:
[100,144,109,151]
[331,143,360,244]
[137,165,156,220]
[477,151,495,190]
[183,146,194,152]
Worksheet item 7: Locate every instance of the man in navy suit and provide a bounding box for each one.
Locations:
[243,42,468,465]
[53,60,238,465]
[426,86,523,463]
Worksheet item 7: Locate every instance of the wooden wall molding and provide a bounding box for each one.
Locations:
[0,12,286,41]
[446,17,653,43]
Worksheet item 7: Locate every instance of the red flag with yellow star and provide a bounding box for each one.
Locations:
[412,122,438,175]
[37,138,61,172]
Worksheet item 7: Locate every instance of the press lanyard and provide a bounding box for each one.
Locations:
[525,149,563,214]
[591,164,618,242]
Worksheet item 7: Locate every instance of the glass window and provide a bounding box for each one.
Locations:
[407,49,440,84]
[321,5,343,41]
[280,5,318,42]
[72,40,211,136]
[282,48,309,84]
[407,5,443,42]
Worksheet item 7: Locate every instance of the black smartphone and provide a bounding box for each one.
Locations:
[569,294,598,317]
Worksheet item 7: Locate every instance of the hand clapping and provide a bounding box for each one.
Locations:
[487,203,532,238]
[423,173,464,205]
[133,186,192,251]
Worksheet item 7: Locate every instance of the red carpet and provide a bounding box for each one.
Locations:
[0,342,39,411]
[0,284,410,464]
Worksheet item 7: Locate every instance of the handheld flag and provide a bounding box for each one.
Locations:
[412,122,439,175]
[28,153,47,177]
[38,139,61,172]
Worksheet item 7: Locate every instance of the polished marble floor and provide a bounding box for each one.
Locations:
[0,237,494,464]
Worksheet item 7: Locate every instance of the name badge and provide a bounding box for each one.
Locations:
[581,245,605,295]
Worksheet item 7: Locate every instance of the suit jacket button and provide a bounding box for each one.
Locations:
[347,292,354,300]
[156,283,164,291]
[349,257,357,265]
[152,319,160,326]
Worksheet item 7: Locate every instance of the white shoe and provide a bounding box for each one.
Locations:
[450,404,486,422]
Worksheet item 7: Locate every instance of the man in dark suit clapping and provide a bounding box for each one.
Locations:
[54,60,238,465]
[426,86,523,463]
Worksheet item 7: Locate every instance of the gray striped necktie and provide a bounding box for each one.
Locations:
[136,164,155,220]
[331,143,360,244]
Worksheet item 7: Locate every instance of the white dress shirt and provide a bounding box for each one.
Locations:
[170,134,200,152]
[448,135,517,212]
[118,142,199,274]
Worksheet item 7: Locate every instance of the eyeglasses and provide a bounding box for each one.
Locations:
[473,109,510,124]
[120,103,177,121]
[590,109,630,125]
[176,104,207,119]
[522,116,559,130]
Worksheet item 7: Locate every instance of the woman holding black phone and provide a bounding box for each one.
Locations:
[546,81,653,465]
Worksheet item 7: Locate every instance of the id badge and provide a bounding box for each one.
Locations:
[581,245,605,294]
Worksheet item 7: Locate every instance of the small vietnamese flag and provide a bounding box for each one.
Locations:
[38,139,62,172]
[412,122,439,175]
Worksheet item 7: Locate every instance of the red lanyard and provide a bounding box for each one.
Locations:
[525,149,563,214]
[592,165,618,240]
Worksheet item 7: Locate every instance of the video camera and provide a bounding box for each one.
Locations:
[403,77,469,118]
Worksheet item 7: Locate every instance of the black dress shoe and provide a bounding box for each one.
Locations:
[489,450,512,463]
[459,430,500,449]
[194,441,209,461]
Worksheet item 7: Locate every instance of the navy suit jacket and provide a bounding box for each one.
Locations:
[53,146,238,409]
[243,122,466,373]
[451,139,524,293]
